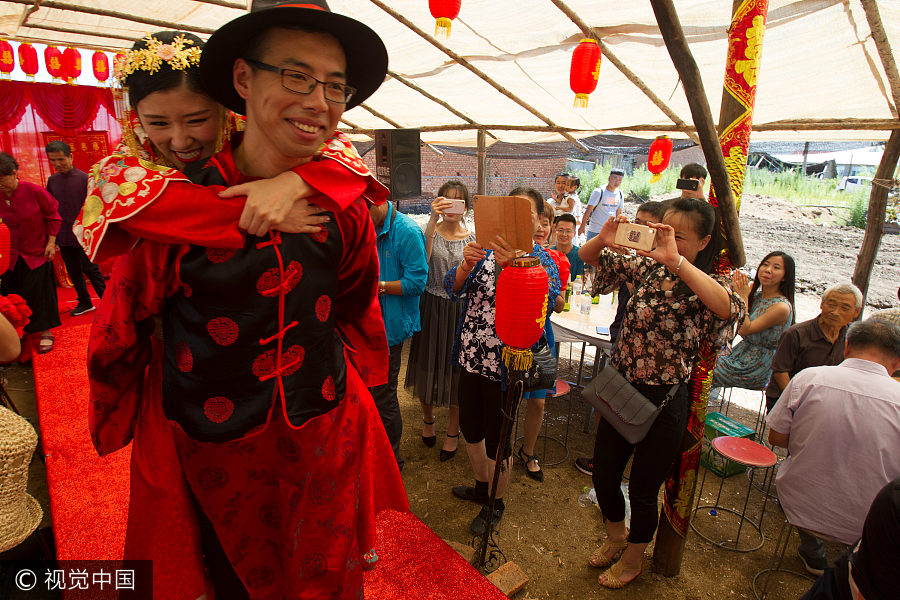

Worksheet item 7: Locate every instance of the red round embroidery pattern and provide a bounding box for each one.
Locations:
[197,466,229,491]
[203,396,234,423]
[256,269,280,297]
[315,295,331,322]
[245,565,275,590]
[252,349,276,380]
[282,345,305,376]
[175,341,193,372]
[322,376,335,402]
[207,247,237,263]
[283,260,303,292]
[182,283,192,298]
[207,317,239,346]
[310,224,328,243]
[258,503,282,529]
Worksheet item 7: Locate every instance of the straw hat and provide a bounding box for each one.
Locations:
[0,405,43,553]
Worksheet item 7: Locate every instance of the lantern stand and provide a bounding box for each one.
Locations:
[470,256,549,573]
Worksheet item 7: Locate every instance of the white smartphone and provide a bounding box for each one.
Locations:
[443,198,466,215]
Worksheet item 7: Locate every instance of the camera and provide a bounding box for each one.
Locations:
[676,178,700,191]
[614,223,656,251]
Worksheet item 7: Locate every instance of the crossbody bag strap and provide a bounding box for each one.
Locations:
[657,382,681,410]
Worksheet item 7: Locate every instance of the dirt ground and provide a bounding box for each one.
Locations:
[10,192,896,599]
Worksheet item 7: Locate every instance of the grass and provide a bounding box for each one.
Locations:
[574,163,876,226]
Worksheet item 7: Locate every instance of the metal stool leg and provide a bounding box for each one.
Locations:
[752,520,815,599]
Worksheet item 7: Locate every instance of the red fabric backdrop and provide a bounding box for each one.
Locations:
[0,80,120,186]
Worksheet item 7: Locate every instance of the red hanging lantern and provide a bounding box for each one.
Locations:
[18,43,38,80]
[0,220,11,274]
[62,47,81,84]
[545,248,570,287]
[0,40,14,79]
[647,135,673,183]
[429,0,461,38]
[495,256,549,370]
[44,46,64,82]
[570,38,602,108]
[92,51,109,83]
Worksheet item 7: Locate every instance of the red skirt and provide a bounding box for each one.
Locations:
[125,344,409,599]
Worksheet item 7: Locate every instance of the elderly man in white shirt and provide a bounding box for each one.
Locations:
[767,318,900,576]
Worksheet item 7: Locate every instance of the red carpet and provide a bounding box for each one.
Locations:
[32,322,508,599]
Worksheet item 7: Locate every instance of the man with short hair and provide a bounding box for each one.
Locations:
[88,2,408,598]
[369,198,428,471]
[677,162,708,200]
[551,213,584,281]
[580,168,624,240]
[766,283,862,411]
[44,141,106,316]
[767,318,900,575]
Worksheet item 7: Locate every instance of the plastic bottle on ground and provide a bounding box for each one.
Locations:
[578,486,598,507]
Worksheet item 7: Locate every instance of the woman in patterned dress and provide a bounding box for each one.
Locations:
[712,251,795,392]
[578,197,745,589]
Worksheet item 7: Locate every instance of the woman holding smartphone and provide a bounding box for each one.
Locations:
[406,181,474,461]
[578,198,744,588]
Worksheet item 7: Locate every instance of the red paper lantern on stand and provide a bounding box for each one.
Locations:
[0,40,14,79]
[0,220,11,274]
[647,135,673,183]
[18,43,38,80]
[62,47,81,84]
[570,38,602,108]
[92,51,109,83]
[496,256,549,370]
[44,46,64,82]
[429,0,461,38]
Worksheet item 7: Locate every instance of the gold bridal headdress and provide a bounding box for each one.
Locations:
[114,33,201,84]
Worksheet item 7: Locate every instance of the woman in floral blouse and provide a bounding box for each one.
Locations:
[444,187,560,536]
[578,197,745,589]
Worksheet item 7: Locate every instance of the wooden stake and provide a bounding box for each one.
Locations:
[5,0,217,34]
[648,0,745,267]
[852,129,900,307]
[477,129,487,195]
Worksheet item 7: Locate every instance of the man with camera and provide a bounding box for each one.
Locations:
[676,162,708,199]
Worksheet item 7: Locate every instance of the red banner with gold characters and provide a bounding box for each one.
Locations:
[663,0,769,538]
[40,131,110,174]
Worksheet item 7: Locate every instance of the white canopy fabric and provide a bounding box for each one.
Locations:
[1,0,898,145]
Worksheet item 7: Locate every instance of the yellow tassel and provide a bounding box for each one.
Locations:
[434,17,452,38]
[650,173,663,183]
[573,93,590,108]
[502,346,534,371]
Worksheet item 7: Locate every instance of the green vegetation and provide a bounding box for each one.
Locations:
[574,162,876,227]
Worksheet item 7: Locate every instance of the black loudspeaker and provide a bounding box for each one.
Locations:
[375,128,421,201]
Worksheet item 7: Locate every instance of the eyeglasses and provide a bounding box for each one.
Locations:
[244,59,356,104]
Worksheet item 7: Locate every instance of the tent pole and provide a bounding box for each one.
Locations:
[852,129,900,310]
[653,0,763,576]
[858,0,900,117]
[477,129,487,196]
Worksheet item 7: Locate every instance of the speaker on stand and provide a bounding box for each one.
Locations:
[374,128,422,205]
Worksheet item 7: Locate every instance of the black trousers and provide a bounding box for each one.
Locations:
[59,244,105,306]
[0,258,60,333]
[368,342,404,470]
[592,381,689,543]
[458,369,518,461]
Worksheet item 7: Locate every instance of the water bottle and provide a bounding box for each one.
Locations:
[578,486,598,507]
[579,290,592,319]
[563,281,572,312]
[621,483,632,528]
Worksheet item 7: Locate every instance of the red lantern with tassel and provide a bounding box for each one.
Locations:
[0,40,14,79]
[429,0,461,38]
[0,220,11,274]
[62,47,81,84]
[44,46,64,82]
[570,38,602,108]
[647,135,673,183]
[496,256,549,370]
[18,43,38,80]
[92,51,109,83]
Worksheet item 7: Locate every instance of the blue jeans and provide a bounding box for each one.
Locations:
[586,230,600,242]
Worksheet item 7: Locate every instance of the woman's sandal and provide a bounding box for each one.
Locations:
[421,419,437,448]
[38,333,54,354]
[598,556,648,589]
[588,536,628,568]
[440,433,459,462]
[516,446,544,482]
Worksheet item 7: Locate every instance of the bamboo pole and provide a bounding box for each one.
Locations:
[477,129,487,195]
[366,0,589,153]
[548,0,700,145]
[5,0,217,35]
[23,23,138,44]
[648,0,745,267]
[359,104,403,129]
[852,129,900,308]
[858,0,900,117]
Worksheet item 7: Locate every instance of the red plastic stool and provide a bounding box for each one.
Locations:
[691,436,778,552]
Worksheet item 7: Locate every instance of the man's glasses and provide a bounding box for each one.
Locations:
[245,59,356,104]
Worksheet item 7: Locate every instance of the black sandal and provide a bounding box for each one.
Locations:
[421,419,437,448]
[517,446,544,482]
[440,433,459,462]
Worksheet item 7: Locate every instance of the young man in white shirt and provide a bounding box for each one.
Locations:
[579,168,624,240]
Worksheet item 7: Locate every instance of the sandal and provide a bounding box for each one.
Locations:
[440,433,459,462]
[516,446,544,482]
[421,419,436,448]
[588,534,629,568]
[598,556,648,589]
[38,333,54,354]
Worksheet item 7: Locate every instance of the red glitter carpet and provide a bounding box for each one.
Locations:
[32,321,508,600]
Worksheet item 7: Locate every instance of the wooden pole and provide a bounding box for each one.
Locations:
[859,0,900,117]
[801,142,810,176]
[5,0,217,34]
[648,0,745,267]
[852,129,900,308]
[477,129,487,195]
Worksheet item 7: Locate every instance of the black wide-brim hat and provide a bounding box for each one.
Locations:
[200,0,388,114]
